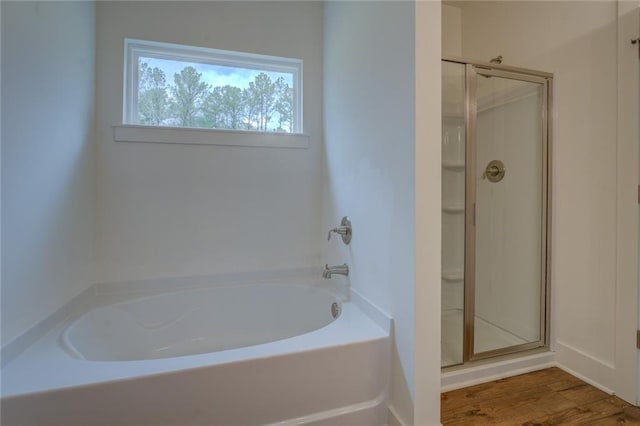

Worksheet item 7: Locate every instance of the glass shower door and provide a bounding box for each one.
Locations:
[466,66,548,359]
[441,59,551,367]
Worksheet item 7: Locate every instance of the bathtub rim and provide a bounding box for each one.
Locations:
[1,267,343,367]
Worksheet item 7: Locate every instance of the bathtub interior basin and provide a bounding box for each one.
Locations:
[61,283,341,361]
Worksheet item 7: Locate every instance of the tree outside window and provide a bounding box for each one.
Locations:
[136,58,295,133]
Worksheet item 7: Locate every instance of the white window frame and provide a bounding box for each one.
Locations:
[118,39,306,147]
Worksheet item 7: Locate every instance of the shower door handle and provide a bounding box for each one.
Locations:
[483,160,506,183]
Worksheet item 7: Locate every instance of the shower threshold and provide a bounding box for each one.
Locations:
[442,308,527,367]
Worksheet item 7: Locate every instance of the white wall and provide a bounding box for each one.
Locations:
[324,2,442,424]
[323,2,415,421]
[95,2,324,283]
[616,0,640,405]
[442,4,462,57]
[1,1,97,345]
[414,1,443,423]
[451,0,637,401]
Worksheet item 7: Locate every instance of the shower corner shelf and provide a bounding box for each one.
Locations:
[442,161,465,171]
[442,270,464,282]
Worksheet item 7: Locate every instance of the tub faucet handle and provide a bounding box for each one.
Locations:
[328,226,349,240]
[327,216,352,244]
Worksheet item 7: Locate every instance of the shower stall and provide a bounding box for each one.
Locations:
[441,57,553,367]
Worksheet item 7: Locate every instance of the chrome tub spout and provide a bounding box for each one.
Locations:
[322,264,349,279]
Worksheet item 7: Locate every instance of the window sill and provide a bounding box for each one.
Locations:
[113,124,309,149]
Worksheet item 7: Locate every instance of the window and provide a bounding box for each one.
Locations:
[123,39,303,134]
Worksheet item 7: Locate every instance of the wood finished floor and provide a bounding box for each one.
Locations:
[441,367,640,425]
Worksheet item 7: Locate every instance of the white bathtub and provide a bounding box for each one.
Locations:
[1,276,390,426]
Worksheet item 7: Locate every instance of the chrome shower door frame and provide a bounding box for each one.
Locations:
[444,57,553,363]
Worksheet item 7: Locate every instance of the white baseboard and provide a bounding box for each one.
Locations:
[441,351,556,392]
[441,345,616,398]
[554,340,615,395]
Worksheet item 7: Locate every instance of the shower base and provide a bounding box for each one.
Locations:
[442,308,527,367]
